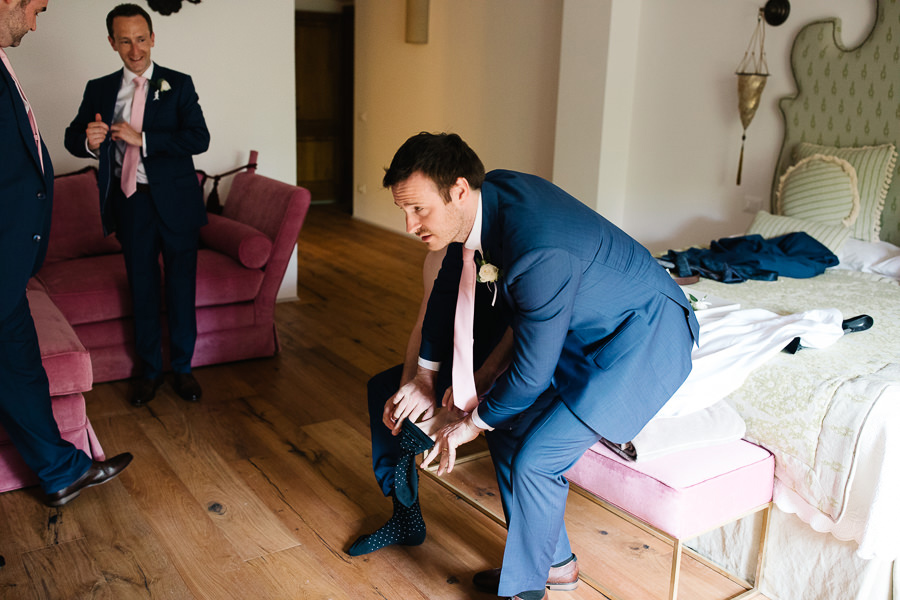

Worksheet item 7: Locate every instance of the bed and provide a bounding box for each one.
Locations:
[674,3,900,598]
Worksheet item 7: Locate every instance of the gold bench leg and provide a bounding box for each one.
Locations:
[669,538,682,600]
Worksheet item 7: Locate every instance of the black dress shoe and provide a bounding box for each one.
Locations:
[131,376,163,406]
[172,372,202,402]
[45,453,133,507]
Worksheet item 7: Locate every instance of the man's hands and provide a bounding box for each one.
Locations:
[85,114,108,152]
[85,113,142,151]
[383,367,438,435]
[421,414,483,476]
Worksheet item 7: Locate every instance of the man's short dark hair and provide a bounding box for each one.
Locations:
[383,132,485,202]
[107,3,154,37]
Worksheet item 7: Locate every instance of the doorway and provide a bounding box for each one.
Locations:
[294,7,354,213]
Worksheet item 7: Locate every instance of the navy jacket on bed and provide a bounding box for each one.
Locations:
[666,232,839,283]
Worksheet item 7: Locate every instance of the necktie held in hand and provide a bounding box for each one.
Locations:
[452,247,478,412]
[120,76,147,197]
[0,49,43,173]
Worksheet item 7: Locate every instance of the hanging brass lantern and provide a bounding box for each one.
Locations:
[735,12,769,185]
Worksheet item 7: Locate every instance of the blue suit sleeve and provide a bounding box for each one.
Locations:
[64,81,101,159]
[478,248,581,427]
[145,75,210,158]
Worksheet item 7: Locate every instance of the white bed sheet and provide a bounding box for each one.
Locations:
[685,271,900,562]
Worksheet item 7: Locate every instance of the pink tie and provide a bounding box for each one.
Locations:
[452,247,478,412]
[1,49,43,173]
[121,76,147,197]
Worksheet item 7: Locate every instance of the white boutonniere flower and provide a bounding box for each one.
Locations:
[153,79,172,101]
[476,254,502,305]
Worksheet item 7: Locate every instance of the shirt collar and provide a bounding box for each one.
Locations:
[123,63,154,85]
[464,192,483,255]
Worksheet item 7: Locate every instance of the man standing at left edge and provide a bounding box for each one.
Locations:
[65,3,210,407]
[1,0,132,507]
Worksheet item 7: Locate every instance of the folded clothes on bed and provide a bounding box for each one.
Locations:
[602,401,746,462]
[665,232,839,283]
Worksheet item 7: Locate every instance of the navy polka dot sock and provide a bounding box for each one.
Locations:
[346,494,426,556]
[393,419,435,508]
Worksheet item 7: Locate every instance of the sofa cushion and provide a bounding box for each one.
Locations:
[196,249,265,307]
[36,254,131,325]
[46,168,121,263]
[200,213,273,269]
[26,289,93,396]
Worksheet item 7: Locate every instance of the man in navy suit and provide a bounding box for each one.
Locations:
[1,0,131,507]
[64,3,209,407]
[384,133,699,600]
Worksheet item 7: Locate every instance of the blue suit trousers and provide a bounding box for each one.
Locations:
[0,294,92,493]
[487,389,600,597]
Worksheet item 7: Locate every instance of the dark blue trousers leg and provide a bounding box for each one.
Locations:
[160,222,199,374]
[368,364,404,496]
[0,295,92,493]
[115,189,164,378]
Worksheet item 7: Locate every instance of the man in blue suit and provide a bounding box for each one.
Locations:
[384,133,699,600]
[1,0,132,507]
[64,3,209,407]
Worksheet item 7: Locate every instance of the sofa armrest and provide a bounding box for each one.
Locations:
[199,213,273,269]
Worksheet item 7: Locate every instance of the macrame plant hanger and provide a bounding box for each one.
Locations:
[735,9,770,185]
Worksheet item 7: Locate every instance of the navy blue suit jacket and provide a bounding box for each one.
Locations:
[64,64,209,235]
[421,170,700,443]
[0,58,54,322]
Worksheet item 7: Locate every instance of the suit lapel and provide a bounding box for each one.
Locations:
[141,63,162,130]
[102,70,123,124]
[479,181,503,268]
[1,60,43,174]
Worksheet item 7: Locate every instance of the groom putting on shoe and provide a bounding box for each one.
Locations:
[64,3,209,407]
[383,132,699,600]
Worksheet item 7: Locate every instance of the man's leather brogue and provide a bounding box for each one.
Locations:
[131,376,162,407]
[474,555,579,594]
[172,372,202,402]
[45,453,133,507]
[509,593,548,600]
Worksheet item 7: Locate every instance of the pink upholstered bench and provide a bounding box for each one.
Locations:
[0,287,105,494]
[566,438,774,600]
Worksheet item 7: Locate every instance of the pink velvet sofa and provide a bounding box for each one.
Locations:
[0,286,106,493]
[31,160,311,384]
[1,158,310,493]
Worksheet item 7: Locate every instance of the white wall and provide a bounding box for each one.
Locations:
[353,0,563,234]
[352,0,878,256]
[9,0,299,298]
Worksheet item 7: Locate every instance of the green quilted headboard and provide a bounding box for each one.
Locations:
[773,0,900,245]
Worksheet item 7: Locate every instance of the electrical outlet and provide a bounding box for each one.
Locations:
[743,195,763,214]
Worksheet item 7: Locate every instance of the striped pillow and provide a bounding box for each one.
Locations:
[776,154,860,227]
[794,142,897,242]
[747,210,851,255]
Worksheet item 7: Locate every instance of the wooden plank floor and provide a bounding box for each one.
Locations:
[0,205,770,599]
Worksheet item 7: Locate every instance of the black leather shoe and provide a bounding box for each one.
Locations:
[131,376,163,407]
[172,372,202,402]
[45,453,133,507]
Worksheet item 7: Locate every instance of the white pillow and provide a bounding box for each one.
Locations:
[835,237,900,278]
